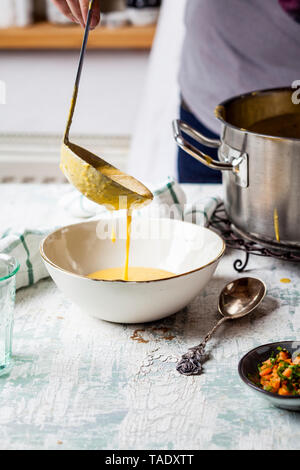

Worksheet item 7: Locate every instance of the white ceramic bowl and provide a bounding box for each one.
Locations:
[40,217,225,324]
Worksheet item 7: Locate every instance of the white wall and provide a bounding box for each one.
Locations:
[0,49,150,135]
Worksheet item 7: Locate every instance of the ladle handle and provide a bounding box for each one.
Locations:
[176,316,227,376]
[64,0,95,143]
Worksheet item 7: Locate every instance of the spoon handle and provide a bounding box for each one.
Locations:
[176,317,227,376]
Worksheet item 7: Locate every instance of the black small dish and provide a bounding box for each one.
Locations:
[238,341,300,411]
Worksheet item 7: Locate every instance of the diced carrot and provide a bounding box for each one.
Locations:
[278,387,290,396]
[264,359,272,367]
[260,367,272,377]
[278,351,289,361]
[270,377,281,391]
[283,368,292,378]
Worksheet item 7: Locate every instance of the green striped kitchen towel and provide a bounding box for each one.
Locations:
[0,178,221,290]
[0,228,51,290]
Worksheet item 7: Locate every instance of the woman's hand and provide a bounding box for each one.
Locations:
[51,0,100,29]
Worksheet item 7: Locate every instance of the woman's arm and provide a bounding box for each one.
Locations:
[51,0,101,28]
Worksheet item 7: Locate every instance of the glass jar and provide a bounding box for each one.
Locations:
[0,254,20,376]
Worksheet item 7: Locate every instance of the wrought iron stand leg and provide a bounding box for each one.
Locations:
[234,251,250,273]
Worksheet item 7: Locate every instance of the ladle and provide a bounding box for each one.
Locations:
[177,277,267,376]
[60,0,153,211]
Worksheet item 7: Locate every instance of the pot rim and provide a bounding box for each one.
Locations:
[215,86,300,143]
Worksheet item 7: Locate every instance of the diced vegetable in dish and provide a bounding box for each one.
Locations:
[258,348,300,396]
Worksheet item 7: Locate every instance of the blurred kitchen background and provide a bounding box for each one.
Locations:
[0,0,186,185]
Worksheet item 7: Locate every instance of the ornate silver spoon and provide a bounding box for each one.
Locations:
[177,277,267,376]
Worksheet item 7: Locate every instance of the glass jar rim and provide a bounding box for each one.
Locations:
[0,254,20,282]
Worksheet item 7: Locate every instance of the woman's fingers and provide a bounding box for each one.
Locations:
[79,0,89,23]
[66,0,85,26]
[91,0,101,29]
[79,0,101,29]
[51,0,101,28]
[51,0,78,23]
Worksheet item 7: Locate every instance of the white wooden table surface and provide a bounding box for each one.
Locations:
[0,183,300,450]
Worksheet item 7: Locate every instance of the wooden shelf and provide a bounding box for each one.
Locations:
[0,22,156,50]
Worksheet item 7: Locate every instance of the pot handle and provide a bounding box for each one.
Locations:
[173,120,249,187]
[173,120,232,171]
[174,119,221,149]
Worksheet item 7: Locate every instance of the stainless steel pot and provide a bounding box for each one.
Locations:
[173,87,300,251]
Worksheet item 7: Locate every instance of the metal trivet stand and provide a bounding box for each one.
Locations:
[209,203,300,273]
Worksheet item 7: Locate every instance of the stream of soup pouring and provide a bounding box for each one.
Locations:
[87,212,177,281]
[124,212,132,280]
[80,165,176,281]
[87,212,176,282]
